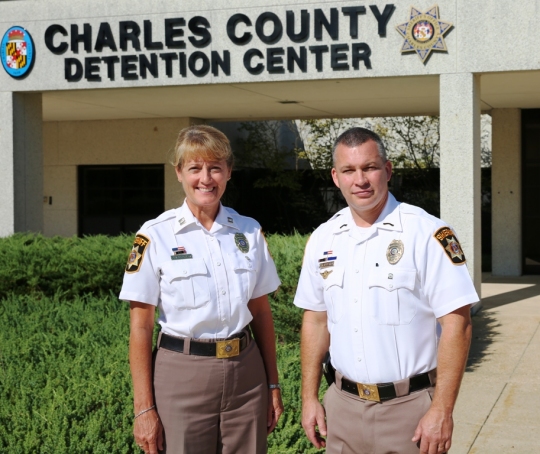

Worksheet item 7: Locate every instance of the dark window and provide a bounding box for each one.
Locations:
[78,165,164,236]
[522,110,540,274]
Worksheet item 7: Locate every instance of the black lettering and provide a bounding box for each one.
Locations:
[144,20,163,50]
[160,52,178,78]
[267,47,285,74]
[65,58,83,81]
[95,23,118,52]
[101,56,119,80]
[121,55,139,80]
[179,52,187,76]
[84,57,102,81]
[119,21,141,51]
[44,25,68,55]
[309,45,329,72]
[70,24,92,53]
[286,10,309,43]
[255,12,283,45]
[330,44,349,70]
[369,4,395,37]
[314,9,338,41]
[352,42,372,69]
[287,46,307,73]
[341,6,366,39]
[227,14,252,45]
[165,18,186,49]
[188,51,210,77]
[243,48,264,75]
[188,16,211,48]
[139,53,158,78]
[211,50,230,76]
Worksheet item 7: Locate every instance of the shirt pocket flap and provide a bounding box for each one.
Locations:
[226,251,256,272]
[368,267,416,292]
[163,258,208,283]
[322,266,344,290]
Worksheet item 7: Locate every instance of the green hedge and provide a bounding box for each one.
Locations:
[0,233,326,453]
[0,233,307,343]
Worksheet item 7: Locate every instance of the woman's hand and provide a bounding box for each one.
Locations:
[267,388,284,434]
[134,409,164,454]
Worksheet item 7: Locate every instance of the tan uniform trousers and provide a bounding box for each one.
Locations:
[323,373,435,454]
[153,335,268,454]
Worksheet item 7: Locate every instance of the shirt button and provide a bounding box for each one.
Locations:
[357,357,362,362]
[221,290,226,295]
[354,328,358,332]
[389,284,393,288]
[248,264,252,269]
[183,270,187,275]
[217,262,221,266]
[354,299,358,303]
[355,269,359,273]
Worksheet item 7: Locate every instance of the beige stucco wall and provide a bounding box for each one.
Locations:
[43,117,201,236]
[491,109,522,276]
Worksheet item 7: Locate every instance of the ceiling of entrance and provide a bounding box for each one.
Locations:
[42,71,540,122]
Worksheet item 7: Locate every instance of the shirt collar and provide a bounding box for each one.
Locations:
[331,192,402,235]
[174,201,239,233]
[372,193,402,232]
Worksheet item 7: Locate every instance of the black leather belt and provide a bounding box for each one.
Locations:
[159,332,249,358]
[341,371,433,403]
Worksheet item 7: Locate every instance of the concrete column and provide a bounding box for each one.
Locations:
[440,73,482,298]
[491,109,521,275]
[0,92,43,236]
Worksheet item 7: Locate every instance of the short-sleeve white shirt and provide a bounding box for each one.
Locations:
[120,202,281,339]
[294,193,479,384]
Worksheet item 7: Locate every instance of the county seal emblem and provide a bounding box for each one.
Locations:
[1,26,35,79]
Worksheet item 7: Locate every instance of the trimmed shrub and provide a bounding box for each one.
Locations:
[0,233,323,452]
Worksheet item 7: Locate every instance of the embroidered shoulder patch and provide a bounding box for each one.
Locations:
[126,234,151,273]
[433,227,466,265]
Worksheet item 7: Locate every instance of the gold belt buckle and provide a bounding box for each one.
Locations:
[357,383,381,402]
[216,338,240,358]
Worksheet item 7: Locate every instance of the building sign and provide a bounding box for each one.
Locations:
[1,26,35,79]
[42,5,397,83]
[396,5,452,63]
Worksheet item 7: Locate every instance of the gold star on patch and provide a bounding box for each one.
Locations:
[128,247,142,267]
[445,237,464,261]
[396,5,453,63]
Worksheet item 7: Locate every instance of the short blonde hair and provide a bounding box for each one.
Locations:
[171,125,233,169]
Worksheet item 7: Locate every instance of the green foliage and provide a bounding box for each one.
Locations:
[0,233,327,453]
[0,293,136,453]
[268,343,327,454]
[0,233,133,300]
[266,233,309,343]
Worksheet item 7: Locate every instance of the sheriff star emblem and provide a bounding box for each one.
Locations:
[434,227,466,265]
[126,234,150,273]
[396,5,453,63]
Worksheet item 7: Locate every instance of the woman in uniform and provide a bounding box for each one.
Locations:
[120,125,283,454]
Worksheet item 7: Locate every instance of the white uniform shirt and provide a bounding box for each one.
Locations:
[120,202,281,339]
[294,193,479,384]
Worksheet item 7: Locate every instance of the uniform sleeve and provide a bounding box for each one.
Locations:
[293,233,327,311]
[422,224,479,318]
[250,229,281,299]
[119,230,161,305]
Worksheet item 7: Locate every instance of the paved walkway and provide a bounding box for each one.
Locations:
[452,274,540,453]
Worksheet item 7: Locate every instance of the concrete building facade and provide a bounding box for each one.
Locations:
[1,0,540,293]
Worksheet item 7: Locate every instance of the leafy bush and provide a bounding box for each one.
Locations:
[0,293,135,453]
[0,233,324,453]
[0,233,309,342]
[0,234,132,299]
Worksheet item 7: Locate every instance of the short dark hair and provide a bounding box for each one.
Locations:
[333,127,387,164]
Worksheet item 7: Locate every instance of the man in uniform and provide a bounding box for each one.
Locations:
[294,127,478,454]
